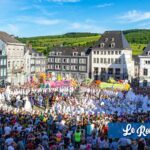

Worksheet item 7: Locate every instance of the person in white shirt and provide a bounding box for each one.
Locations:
[4,125,12,135]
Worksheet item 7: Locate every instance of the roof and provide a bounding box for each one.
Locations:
[51,46,88,56]
[0,31,21,44]
[142,43,150,56]
[92,31,131,50]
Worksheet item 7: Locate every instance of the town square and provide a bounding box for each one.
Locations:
[0,0,150,149]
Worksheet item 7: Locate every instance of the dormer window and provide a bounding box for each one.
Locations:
[49,51,55,55]
[111,42,115,48]
[105,38,108,42]
[73,52,78,56]
[100,43,105,48]
[81,52,85,56]
[111,37,115,41]
[56,52,62,55]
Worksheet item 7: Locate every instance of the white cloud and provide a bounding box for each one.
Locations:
[97,3,113,8]
[0,24,20,35]
[137,22,150,29]
[69,22,106,33]
[17,16,62,26]
[119,10,150,23]
[47,0,80,2]
[34,18,61,25]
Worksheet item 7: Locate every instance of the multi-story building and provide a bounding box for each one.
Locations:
[47,47,89,80]
[0,39,7,85]
[30,49,46,75]
[89,31,134,81]
[0,32,26,85]
[139,43,150,87]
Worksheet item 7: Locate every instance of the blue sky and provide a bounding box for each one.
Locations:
[0,0,150,37]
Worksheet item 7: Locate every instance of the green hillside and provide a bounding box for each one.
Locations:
[18,30,150,56]
[18,33,100,55]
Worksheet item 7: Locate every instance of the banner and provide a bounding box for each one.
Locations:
[108,123,150,139]
[44,80,70,88]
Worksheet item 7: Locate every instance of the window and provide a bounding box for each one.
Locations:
[66,65,70,70]
[119,51,121,55]
[105,38,108,42]
[97,58,99,63]
[115,58,118,64]
[101,51,103,55]
[49,51,55,55]
[100,43,105,48]
[94,67,99,74]
[97,51,99,54]
[3,68,6,76]
[108,58,110,64]
[93,51,96,54]
[73,52,78,56]
[62,58,66,63]
[104,51,106,55]
[143,80,147,87]
[0,69,3,77]
[101,68,106,73]
[143,68,148,76]
[115,68,120,75]
[111,58,114,63]
[3,59,6,65]
[100,58,103,63]
[55,58,61,63]
[93,58,96,63]
[75,66,78,70]
[1,59,3,65]
[115,51,118,55]
[62,65,66,70]
[49,58,54,63]
[108,51,110,55]
[56,52,62,55]
[111,42,115,48]
[8,61,10,68]
[79,58,86,64]
[118,58,121,64]
[71,58,78,64]
[108,68,113,74]
[48,64,54,69]
[111,51,114,55]
[104,58,106,63]
[111,37,114,41]
[55,65,60,70]
[79,66,86,71]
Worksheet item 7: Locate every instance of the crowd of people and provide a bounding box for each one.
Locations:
[0,85,150,150]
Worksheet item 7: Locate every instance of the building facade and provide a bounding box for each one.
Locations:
[89,31,134,81]
[47,47,89,81]
[0,32,26,85]
[30,50,46,75]
[0,39,7,85]
[139,43,150,87]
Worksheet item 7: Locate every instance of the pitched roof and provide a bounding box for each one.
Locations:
[93,31,131,50]
[51,46,88,56]
[0,31,21,43]
[142,43,150,55]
